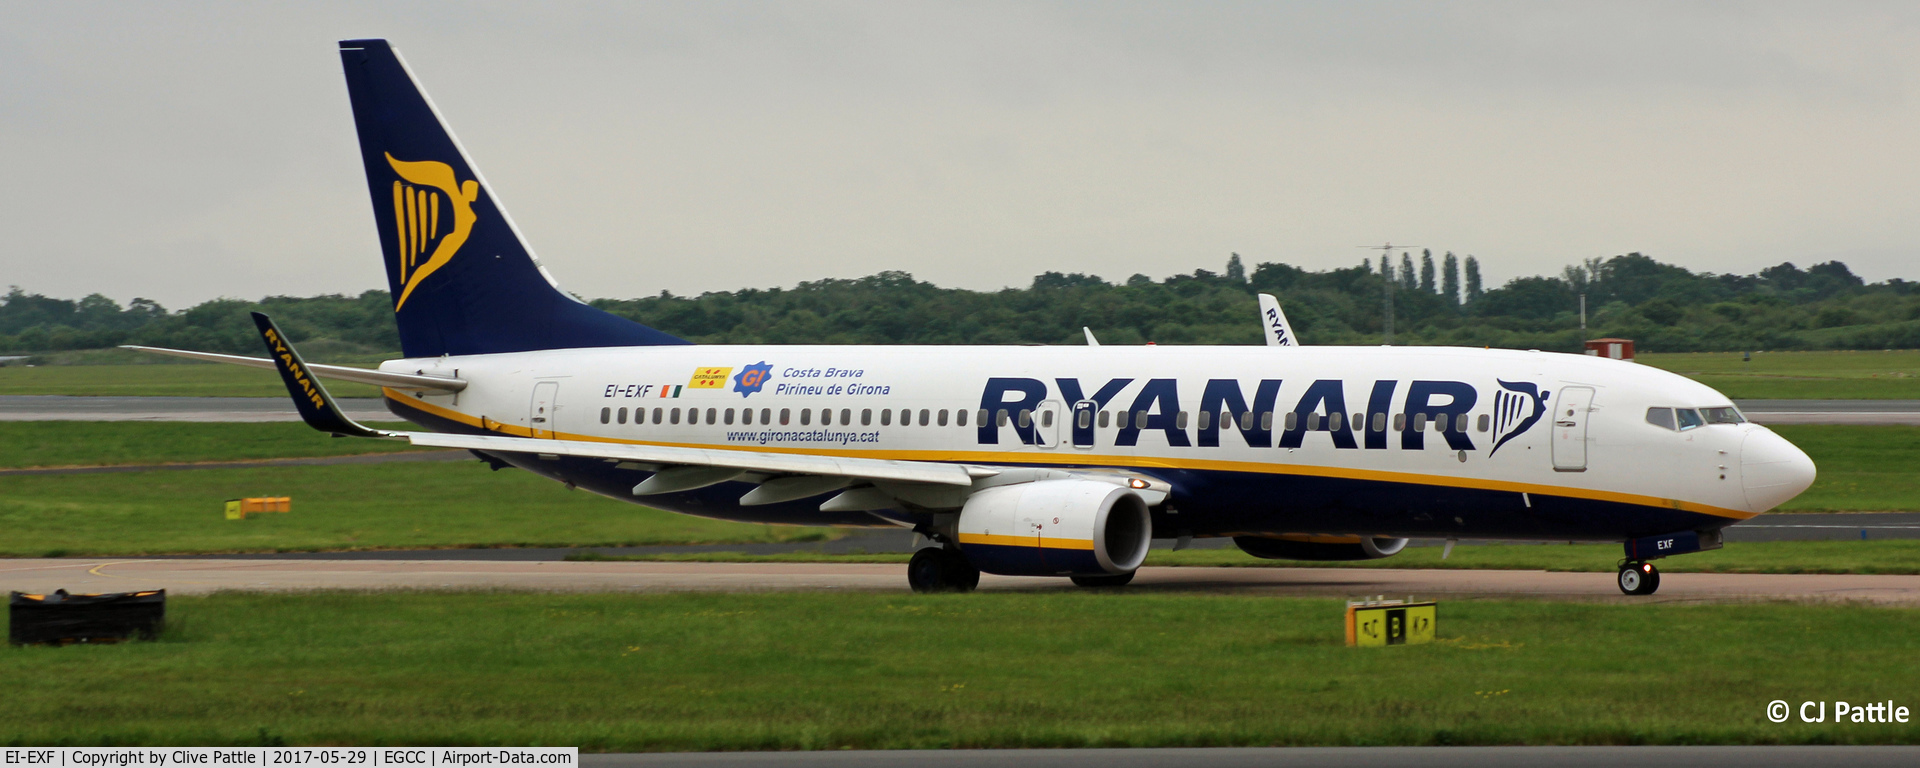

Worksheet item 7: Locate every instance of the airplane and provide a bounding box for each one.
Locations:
[131,39,1816,596]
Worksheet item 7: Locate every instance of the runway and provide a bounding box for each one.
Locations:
[9,558,1920,604]
[1,395,1916,424]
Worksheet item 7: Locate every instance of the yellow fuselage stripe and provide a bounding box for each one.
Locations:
[383,390,1756,521]
[957,533,1096,551]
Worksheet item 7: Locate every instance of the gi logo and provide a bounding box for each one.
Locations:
[1489,379,1551,456]
[732,361,773,398]
[386,153,480,312]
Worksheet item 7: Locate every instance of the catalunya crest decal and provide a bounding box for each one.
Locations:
[733,361,773,398]
[1489,379,1551,457]
[386,153,480,311]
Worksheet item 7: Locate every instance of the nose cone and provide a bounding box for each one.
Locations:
[1741,427,1816,513]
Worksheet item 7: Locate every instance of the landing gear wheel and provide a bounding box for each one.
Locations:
[1071,571,1136,588]
[1617,561,1661,596]
[908,548,979,593]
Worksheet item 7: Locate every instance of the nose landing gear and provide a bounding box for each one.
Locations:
[907,547,980,593]
[1617,560,1661,595]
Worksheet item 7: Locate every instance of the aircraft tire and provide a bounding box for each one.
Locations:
[908,548,978,593]
[1070,571,1136,588]
[1617,562,1661,596]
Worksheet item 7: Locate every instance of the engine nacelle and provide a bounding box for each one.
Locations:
[1233,534,1409,561]
[956,479,1152,576]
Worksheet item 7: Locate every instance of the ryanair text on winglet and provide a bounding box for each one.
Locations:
[262,328,326,409]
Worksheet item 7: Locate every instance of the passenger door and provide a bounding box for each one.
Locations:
[529,381,560,439]
[1551,386,1595,472]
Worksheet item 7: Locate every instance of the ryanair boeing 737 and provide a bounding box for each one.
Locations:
[133,40,1816,595]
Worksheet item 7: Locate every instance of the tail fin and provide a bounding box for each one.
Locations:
[338,39,688,357]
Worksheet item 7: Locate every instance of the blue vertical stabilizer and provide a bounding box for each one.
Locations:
[338,39,688,357]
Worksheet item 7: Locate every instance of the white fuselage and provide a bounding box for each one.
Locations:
[378,344,1814,540]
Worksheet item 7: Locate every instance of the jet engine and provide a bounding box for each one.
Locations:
[1233,534,1409,561]
[955,479,1152,577]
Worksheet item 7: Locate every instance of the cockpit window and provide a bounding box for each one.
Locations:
[1675,408,1705,431]
[1701,406,1745,425]
[1645,407,1676,431]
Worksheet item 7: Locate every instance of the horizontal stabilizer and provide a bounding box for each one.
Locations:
[122,345,466,392]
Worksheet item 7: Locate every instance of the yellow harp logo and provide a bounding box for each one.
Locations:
[386,153,480,311]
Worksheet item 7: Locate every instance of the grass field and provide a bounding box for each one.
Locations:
[568,540,1920,575]
[2,591,1915,748]
[1640,350,1920,399]
[0,422,427,469]
[0,363,383,398]
[0,423,1910,557]
[0,460,830,556]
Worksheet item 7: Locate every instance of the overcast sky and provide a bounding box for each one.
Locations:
[4,1,1919,309]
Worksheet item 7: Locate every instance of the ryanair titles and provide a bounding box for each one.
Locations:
[977,377,1548,451]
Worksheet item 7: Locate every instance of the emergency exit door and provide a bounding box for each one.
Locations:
[529,381,560,439]
[1551,385,1595,472]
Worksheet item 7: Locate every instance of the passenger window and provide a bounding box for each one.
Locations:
[1434,413,1448,432]
[1328,412,1344,431]
[899,409,911,426]
[1135,411,1149,429]
[1645,407,1676,431]
[1411,413,1427,431]
[1018,409,1033,428]
[1041,410,1054,428]
[1098,411,1110,429]
[1352,413,1363,430]
[1196,411,1212,430]
[1393,413,1405,432]
[1676,408,1705,431]
[1374,413,1388,432]
[975,409,988,426]
[957,409,969,427]
[779,408,791,426]
[801,409,812,426]
[760,408,771,424]
[618,407,629,425]
[599,407,611,424]
[707,408,717,425]
[653,407,665,424]
[938,409,949,427]
[1285,412,1299,431]
[881,409,892,426]
[838,408,850,425]
[1077,409,1091,429]
[671,408,682,425]
[1260,411,1273,431]
[1702,406,1744,425]
[997,409,1010,427]
[920,409,931,426]
[723,408,734,425]
[1477,414,1490,433]
[862,408,872,426]
[1237,412,1252,431]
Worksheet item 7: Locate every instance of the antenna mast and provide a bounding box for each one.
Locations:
[1359,243,1418,345]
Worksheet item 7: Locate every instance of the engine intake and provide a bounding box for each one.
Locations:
[1234,534,1409,561]
[956,479,1152,576]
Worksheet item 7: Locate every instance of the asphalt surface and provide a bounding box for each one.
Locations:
[11,558,1920,603]
[579,747,1920,768]
[0,395,392,422]
[2,395,1917,423]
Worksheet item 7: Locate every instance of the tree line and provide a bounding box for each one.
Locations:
[4,251,1917,360]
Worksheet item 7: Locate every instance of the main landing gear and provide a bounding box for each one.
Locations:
[907,547,980,593]
[1617,560,1661,596]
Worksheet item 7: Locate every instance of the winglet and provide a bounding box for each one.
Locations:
[1257,293,1300,347]
[250,312,395,438]
[1083,327,1101,346]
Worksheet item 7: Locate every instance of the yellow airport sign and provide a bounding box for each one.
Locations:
[1346,599,1436,647]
